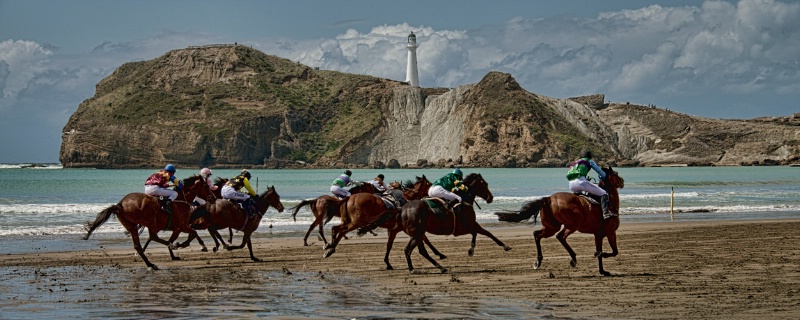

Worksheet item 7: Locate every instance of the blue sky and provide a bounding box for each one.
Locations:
[1,0,798,163]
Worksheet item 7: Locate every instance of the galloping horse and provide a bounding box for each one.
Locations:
[387,173,511,273]
[189,186,284,262]
[289,181,381,247]
[321,176,431,258]
[83,175,214,270]
[495,166,624,276]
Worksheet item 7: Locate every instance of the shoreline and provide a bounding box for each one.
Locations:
[3,218,800,318]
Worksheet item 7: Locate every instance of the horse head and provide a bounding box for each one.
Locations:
[212,177,228,199]
[403,175,432,200]
[600,166,624,190]
[179,175,213,202]
[462,173,493,204]
[254,185,284,214]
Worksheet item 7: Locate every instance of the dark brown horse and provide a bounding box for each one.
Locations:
[289,181,381,247]
[83,175,214,270]
[387,173,510,273]
[495,166,624,276]
[189,186,284,261]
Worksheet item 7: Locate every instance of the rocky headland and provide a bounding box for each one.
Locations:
[60,45,800,168]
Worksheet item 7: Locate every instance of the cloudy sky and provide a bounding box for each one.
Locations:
[1,0,798,163]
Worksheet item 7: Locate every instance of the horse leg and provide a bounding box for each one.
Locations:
[119,218,159,270]
[468,231,478,257]
[533,226,559,270]
[594,232,619,276]
[228,228,234,244]
[165,231,183,261]
[384,229,399,270]
[302,217,319,247]
[241,231,261,262]
[422,235,447,260]
[472,224,512,252]
[324,224,349,258]
[407,235,447,274]
[556,229,578,268]
[192,230,208,252]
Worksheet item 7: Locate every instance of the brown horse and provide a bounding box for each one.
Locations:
[189,186,284,261]
[83,175,214,270]
[385,173,510,273]
[289,181,381,247]
[495,166,624,276]
[321,176,432,258]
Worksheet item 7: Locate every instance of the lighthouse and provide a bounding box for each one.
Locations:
[406,32,419,87]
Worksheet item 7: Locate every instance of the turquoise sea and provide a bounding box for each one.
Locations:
[1,165,799,318]
[1,165,799,244]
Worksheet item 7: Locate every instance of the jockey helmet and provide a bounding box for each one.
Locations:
[344,169,352,176]
[453,167,463,178]
[377,174,384,180]
[241,169,251,179]
[580,149,593,159]
[200,168,212,177]
[164,164,176,173]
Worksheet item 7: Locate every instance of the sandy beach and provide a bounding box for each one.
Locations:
[2,218,800,319]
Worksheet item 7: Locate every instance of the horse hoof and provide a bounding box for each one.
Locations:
[593,251,602,258]
[386,265,394,270]
[323,250,334,258]
[212,247,218,253]
[468,249,475,257]
[252,258,262,262]
[533,261,541,270]
[440,267,448,274]
[569,260,577,268]
[504,245,512,251]
[323,243,331,250]
[410,269,420,274]
[601,271,611,276]
[201,248,208,252]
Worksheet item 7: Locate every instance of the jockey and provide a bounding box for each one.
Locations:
[222,169,257,214]
[144,164,182,213]
[387,181,407,207]
[369,174,387,195]
[567,149,613,219]
[428,167,467,210]
[193,167,218,206]
[330,169,354,198]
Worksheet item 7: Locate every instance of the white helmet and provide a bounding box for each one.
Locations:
[200,168,212,177]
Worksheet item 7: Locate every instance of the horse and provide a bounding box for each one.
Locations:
[321,176,432,258]
[83,175,214,270]
[189,186,284,261]
[381,173,511,273]
[495,166,624,276]
[289,180,382,247]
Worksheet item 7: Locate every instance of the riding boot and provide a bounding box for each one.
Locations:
[601,195,615,219]
[162,200,173,215]
[447,198,460,215]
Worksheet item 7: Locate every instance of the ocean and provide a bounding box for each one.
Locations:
[2,165,799,318]
[1,165,799,247]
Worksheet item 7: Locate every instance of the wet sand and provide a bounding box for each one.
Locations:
[2,219,800,319]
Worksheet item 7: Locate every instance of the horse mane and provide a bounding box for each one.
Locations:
[214,177,228,185]
[182,174,203,185]
[402,179,415,190]
[463,172,480,183]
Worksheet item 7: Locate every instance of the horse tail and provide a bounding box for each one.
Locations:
[356,210,396,237]
[495,197,547,223]
[289,199,315,222]
[83,203,121,240]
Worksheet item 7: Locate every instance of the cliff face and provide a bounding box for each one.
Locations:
[60,45,800,168]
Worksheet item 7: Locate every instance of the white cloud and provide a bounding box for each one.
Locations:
[0,40,52,104]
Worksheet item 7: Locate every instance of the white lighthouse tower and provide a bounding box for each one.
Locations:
[405,32,419,87]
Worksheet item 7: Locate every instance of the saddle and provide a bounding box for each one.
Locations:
[379,194,403,209]
[422,197,454,217]
[575,192,600,204]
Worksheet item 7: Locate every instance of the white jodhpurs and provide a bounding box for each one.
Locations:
[330,185,350,197]
[144,185,177,201]
[428,185,461,202]
[221,185,250,201]
[568,177,607,197]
